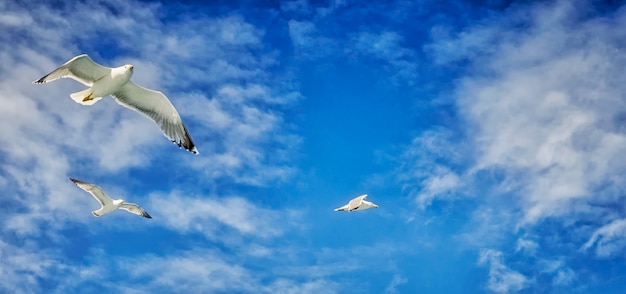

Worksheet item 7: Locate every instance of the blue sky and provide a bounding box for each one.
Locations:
[3,0,626,293]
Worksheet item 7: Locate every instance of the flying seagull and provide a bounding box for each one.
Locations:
[334,194,379,212]
[69,178,152,219]
[34,54,199,154]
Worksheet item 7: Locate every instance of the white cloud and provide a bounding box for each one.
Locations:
[415,168,460,208]
[111,247,344,294]
[351,31,417,83]
[553,268,576,287]
[384,274,408,294]
[177,86,299,185]
[413,0,626,229]
[515,238,539,256]
[121,250,257,293]
[280,0,312,15]
[464,2,626,226]
[478,249,530,293]
[539,259,576,287]
[0,10,33,27]
[0,239,346,294]
[288,20,336,59]
[0,240,68,293]
[265,279,339,294]
[582,218,626,258]
[61,238,404,294]
[149,191,295,241]
[399,129,467,209]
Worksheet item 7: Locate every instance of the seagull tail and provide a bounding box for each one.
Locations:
[70,88,102,106]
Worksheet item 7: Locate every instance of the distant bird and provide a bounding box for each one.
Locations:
[334,194,379,212]
[69,178,152,219]
[34,54,199,154]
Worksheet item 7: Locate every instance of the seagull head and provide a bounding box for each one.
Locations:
[124,64,134,71]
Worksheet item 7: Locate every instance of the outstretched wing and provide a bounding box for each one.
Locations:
[112,81,199,154]
[334,203,350,211]
[119,203,152,219]
[34,54,111,86]
[348,194,368,209]
[69,178,113,208]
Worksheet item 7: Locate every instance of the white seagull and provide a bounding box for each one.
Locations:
[70,178,152,219]
[334,194,379,212]
[34,54,199,154]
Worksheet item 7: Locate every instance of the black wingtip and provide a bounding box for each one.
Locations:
[182,123,199,155]
[186,143,199,155]
[33,75,48,84]
[144,212,153,219]
[172,140,199,155]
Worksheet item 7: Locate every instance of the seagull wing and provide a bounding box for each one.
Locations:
[334,203,350,211]
[119,203,152,219]
[112,81,199,154]
[34,54,111,86]
[69,178,113,207]
[348,194,368,209]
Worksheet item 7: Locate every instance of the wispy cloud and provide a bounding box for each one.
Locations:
[284,2,420,84]
[478,249,530,293]
[0,240,71,293]
[178,84,300,185]
[288,20,336,59]
[120,249,258,293]
[539,259,576,287]
[112,246,344,294]
[515,237,539,256]
[384,274,408,294]
[582,218,626,258]
[350,31,418,83]
[398,129,467,208]
[149,191,297,241]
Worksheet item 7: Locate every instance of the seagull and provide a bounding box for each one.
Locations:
[334,194,379,212]
[34,54,199,154]
[69,178,152,219]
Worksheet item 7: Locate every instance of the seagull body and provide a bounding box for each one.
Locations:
[34,54,199,154]
[69,178,152,219]
[334,194,379,212]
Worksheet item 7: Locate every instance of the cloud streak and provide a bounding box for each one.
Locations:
[479,249,530,293]
[149,191,295,241]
